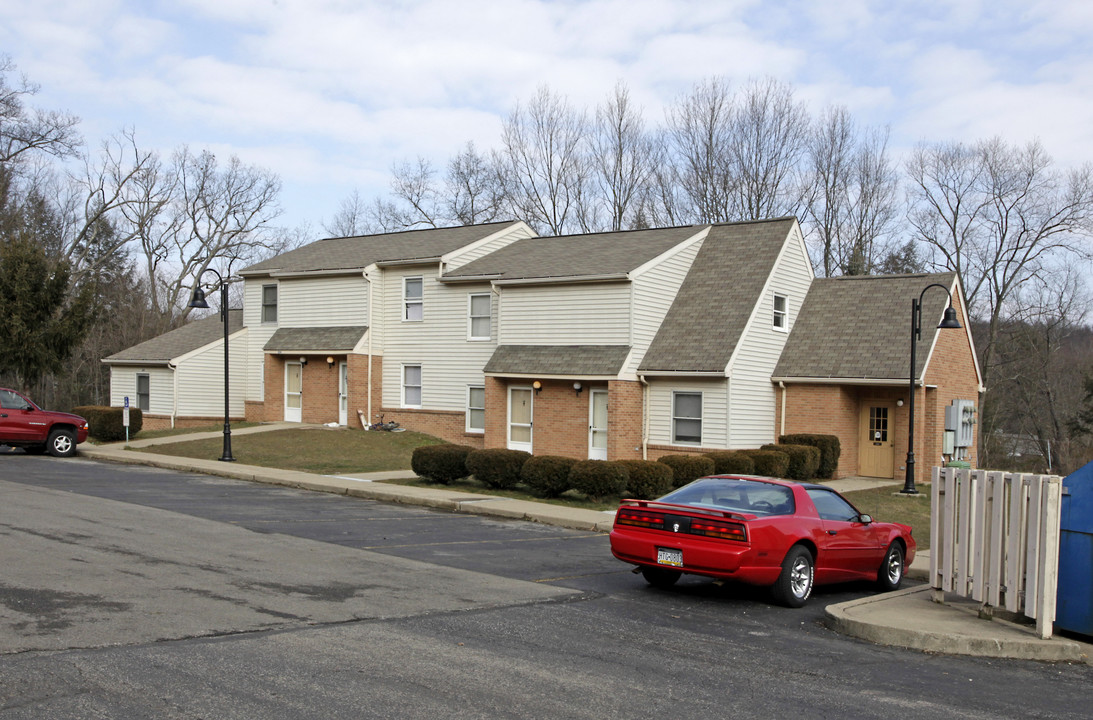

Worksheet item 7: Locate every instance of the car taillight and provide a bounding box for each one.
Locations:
[689,518,747,542]
[616,507,666,530]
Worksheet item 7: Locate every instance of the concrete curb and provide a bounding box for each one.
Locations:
[825,586,1088,662]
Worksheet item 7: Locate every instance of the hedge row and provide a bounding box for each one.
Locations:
[409,433,842,499]
[72,405,143,441]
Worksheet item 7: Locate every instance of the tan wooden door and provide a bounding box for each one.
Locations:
[859,402,895,478]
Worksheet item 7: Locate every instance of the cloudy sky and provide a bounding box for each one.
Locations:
[3,0,1091,234]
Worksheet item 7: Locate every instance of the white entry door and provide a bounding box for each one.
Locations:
[508,386,533,452]
[285,362,302,422]
[589,389,608,460]
[338,362,348,426]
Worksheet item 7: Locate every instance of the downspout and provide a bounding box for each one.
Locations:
[639,374,650,460]
[365,269,374,426]
[779,381,786,438]
[168,361,178,429]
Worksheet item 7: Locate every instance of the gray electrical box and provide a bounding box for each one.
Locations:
[944,399,976,447]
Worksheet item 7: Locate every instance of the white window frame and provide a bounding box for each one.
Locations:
[773,292,788,332]
[672,391,703,446]
[136,373,150,412]
[467,293,491,341]
[261,283,278,324]
[403,277,423,322]
[402,364,422,408]
[466,385,486,433]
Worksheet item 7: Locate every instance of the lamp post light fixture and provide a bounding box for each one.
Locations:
[188,268,236,463]
[902,283,962,495]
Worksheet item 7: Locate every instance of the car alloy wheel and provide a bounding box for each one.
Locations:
[877,542,904,592]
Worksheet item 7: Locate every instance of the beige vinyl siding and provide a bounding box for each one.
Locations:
[646,378,729,449]
[381,265,496,412]
[279,275,367,327]
[498,284,631,345]
[175,336,248,417]
[109,366,174,416]
[244,279,278,402]
[444,223,536,271]
[627,236,705,375]
[726,226,814,448]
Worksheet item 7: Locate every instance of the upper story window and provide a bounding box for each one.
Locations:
[468,293,491,340]
[404,277,423,321]
[773,293,787,331]
[262,284,278,323]
[672,392,702,445]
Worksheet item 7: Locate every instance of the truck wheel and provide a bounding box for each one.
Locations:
[47,428,77,457]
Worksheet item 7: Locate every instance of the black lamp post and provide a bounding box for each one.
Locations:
[902,283,962,494]
[189,269,235,462]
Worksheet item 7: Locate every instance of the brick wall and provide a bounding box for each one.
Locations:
[608,380,644,460]
[141,415,242,431]
[922,295,981,468]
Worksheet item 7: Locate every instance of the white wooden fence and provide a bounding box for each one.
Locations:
[929,467,1063,639]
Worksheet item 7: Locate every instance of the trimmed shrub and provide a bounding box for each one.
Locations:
[761,443,820,481]
[703,450,756,476]
[738,449,790,478]
[74,405,142,441]
[569,460,628,501]
[615,459,673,500]
[411,444,472,484]
[465,448,531,489]
[780,433,841,478]
[521,455,578,498]
[656,454,715,488]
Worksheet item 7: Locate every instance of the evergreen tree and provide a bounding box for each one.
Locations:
[0,231,96,391]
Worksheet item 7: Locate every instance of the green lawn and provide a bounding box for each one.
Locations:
[134,426,444,475]
[136,427,932,545]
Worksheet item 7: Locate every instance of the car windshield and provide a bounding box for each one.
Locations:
[658,478,795,516]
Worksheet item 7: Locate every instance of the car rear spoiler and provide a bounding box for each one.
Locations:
[617,499,752,522]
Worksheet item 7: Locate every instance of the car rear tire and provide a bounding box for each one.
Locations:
[47,428,77,458]
[641,566,682,589]
[772,545,814,608]
[877,542,905,592]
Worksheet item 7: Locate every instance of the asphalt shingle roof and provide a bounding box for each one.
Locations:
[772,272,960,381]
[638,218,797,373]
[484,345,632,376]
[263,326,368,353]
[240,222,523,276]
[103,310,244,364]
[442,226,705,282]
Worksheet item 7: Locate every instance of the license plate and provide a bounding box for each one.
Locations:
[657,547,683,567]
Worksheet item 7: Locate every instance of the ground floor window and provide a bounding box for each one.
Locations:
[402,364,422,407]
[672,391,702,445]
[136,373,150,412]
[466,385,485,433]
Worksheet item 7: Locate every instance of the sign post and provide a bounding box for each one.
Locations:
[123,396,130,445]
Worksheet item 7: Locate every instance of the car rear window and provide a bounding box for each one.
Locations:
[660,478,795,516]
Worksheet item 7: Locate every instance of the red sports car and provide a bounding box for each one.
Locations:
[610,475,915,607]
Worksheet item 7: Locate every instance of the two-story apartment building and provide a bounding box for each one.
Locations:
[104,217,983,478]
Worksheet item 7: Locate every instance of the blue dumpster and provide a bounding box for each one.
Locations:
[1056,460,1093,637]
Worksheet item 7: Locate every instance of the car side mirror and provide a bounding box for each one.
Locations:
[858,514,873,524]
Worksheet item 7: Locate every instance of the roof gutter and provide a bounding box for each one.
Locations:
[771,376,933,387]
[490,273,630,287]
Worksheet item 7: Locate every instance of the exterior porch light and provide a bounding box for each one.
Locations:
[903,283,962,495]
[532,380,542,395]
[188,269,235,463]
[326,356,335,368]
[573,382,583,396]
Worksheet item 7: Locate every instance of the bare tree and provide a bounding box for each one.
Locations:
[589,82,655,231]
[500,85,589,235]
[727,77,810,221]
[444,142,507,225]
[661,77,735,223]
[0,55,81,168]
[908,138,1093,384]
[323,189,371,237]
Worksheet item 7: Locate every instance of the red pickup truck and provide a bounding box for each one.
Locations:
[0,387,89,457]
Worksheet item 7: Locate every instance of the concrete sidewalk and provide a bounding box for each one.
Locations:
[78,428,1092,664]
